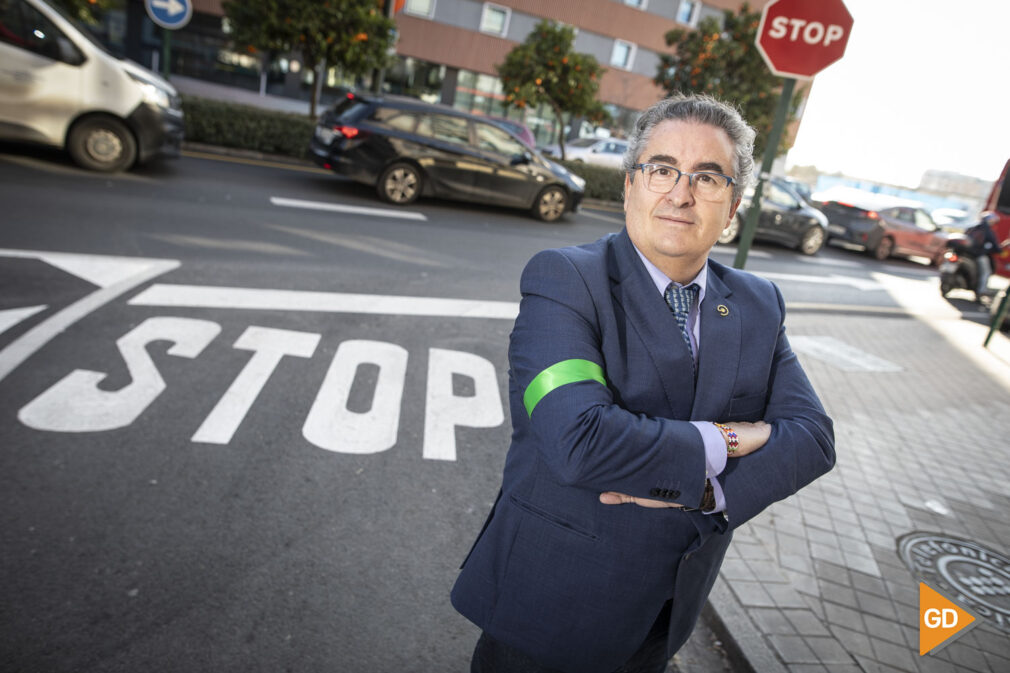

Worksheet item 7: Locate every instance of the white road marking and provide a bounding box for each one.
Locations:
[129,284,521,320]
[0,250,179,383]
[796,255,867,269]
[579,210,624,225]
[271,196,427,221]
[711,245,773,259]
[789,336,902,372]
[424,348,504,461]
[303,340,408,453]
[0,305,47,336]
[19,317,220,431]
[192,326,320,444]
[758,271,883,291]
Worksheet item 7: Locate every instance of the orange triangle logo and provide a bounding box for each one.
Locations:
[919,583,977,655]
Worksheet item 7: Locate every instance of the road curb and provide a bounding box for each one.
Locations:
[705,578,789,673]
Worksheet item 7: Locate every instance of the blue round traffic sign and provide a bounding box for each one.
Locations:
[144,0,192,30]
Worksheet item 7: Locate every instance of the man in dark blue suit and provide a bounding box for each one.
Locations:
[452,94,835,673]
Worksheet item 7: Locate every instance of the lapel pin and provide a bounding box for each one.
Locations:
[716,304,729,316]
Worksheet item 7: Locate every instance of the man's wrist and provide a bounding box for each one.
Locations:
[712,422,739,454]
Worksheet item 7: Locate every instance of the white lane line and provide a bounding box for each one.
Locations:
[789,336,902,372]
[795,255,867,269]
[758,271,883,291]
[0,305,47,336]
[271,196,427,221]
[0,251,179,383]
[129,284,520,320]
[580,210,624,225]
[711,245,773,259]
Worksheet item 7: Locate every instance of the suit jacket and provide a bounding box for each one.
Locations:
[451,230,835,672]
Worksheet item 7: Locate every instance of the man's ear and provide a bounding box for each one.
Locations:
[623,173,631,213]
[728,196,742,221]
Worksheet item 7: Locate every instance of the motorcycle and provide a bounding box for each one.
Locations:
[939,236,981,299]
[939,214,1000,301]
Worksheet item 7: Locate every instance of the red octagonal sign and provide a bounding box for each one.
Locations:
[756,0,854,79]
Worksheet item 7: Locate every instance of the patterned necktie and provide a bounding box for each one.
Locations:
[664,282,699,361]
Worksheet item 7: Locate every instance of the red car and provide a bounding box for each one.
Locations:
[821,193,950,264]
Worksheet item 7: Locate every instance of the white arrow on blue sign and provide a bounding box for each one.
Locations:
[145,0,192,30]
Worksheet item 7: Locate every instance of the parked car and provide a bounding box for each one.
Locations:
[819,189,949,264]
[539,137,629,168]
[309,93,585,222]
[0,0,183,171]
[718,177,829,255]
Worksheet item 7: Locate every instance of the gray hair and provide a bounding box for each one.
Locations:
[622,93,756,201]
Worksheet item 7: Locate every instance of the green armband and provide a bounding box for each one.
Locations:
[523,359,606,417]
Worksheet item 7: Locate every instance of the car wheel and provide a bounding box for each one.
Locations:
[532,185,567,222]
[798,226,825,255]
[872,236,894,261]
[377,162,422,205]
[718,215,741,244]
[67,116,137,172]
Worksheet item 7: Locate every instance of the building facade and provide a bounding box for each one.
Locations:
[103,0,776,146]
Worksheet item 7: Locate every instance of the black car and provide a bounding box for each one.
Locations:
[718,177,828,255]
[309,93,585,222]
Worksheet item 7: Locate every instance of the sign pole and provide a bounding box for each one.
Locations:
[161,28,171,80]
[734,76,795,270]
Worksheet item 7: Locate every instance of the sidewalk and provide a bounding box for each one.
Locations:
[171,75,1010,672]
[707,286,1010,673]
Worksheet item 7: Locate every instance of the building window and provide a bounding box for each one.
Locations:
[480,4,510,36]
[676,0,699,26]
[610,40,636,70]
[623,0,647,8]
[404,0,435,19]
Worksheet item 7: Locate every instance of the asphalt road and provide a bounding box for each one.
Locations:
[0,146,969,672]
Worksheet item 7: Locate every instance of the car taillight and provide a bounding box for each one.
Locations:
[944,250,959,263]
[866,210,880,220]
[333,125,361,138]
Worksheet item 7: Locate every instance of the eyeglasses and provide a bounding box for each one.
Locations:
[632,163,735,202]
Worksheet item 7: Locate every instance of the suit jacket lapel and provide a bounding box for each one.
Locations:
[691,262,741,420]
[609,231,695,419]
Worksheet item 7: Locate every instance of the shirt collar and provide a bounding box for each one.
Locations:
[631,243,708,303]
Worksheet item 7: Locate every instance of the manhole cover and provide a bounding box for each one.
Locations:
[898,532,1010,633]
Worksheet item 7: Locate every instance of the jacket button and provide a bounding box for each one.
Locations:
[650,488,661,496]
[670,490,681,499]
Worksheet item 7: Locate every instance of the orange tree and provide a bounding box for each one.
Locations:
[222,0,395,117]
[496,20,608,160]
[654,3,803,160]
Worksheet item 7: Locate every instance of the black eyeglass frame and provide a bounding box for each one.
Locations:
[631,162,736,195]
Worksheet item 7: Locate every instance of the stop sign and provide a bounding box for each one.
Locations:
[756,0,853,79]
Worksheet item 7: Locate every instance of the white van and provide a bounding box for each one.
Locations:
[0,0,183,171]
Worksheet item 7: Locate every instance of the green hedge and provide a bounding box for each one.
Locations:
[180,95,625,204]
[558,160,624,203]
[181,95,317,160]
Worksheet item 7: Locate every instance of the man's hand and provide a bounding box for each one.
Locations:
[599,492,683,508]
[722,420,771,457]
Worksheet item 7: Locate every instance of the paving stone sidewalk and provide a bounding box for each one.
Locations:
[708,295,1010,673]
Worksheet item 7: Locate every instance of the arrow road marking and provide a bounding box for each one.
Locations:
[271,196,428,221]
[151,0,185,16]
[0,250,179,384]
[0,305,47,336]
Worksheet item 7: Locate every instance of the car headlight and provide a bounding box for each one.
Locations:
[128,72,172,109]
[570,174,586,190]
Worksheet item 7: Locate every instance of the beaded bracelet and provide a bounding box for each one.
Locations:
[712,422,739,454]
